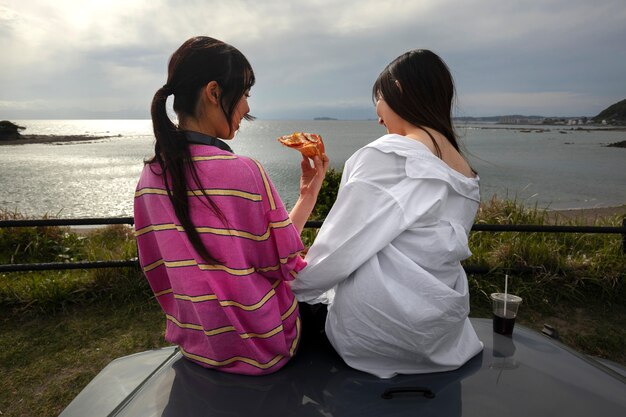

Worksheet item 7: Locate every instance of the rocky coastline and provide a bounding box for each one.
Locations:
[607,140,626,148]
[0,134,119,146]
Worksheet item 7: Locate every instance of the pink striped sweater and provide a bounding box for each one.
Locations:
[134,143,306,375]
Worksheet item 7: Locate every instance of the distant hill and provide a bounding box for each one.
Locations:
[593,98,626,123]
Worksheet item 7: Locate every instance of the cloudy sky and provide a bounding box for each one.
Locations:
[1,0,625,120]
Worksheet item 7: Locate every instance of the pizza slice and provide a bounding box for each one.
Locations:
[277,132,325,158]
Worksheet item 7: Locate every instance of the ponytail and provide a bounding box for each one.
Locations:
[148,85,223,263]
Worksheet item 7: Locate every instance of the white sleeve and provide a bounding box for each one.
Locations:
[290,178,408,302]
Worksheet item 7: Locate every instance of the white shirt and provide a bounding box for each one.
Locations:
[291,134,484,378]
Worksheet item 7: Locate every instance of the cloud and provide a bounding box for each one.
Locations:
[1,0,625,119]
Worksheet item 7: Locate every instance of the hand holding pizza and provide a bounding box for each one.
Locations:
[278,132,329,203]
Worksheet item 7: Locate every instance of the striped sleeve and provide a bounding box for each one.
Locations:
[246,158,307,281]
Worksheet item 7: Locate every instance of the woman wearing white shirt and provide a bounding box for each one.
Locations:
[291,49,483,378]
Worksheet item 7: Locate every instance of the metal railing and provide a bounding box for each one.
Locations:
[1,217,625,273]
[0,217,136,273]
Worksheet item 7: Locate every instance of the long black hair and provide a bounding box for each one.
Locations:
[372,49,459,159]
[149,36,255,262]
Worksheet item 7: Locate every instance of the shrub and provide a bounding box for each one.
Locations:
[0,210,84,265]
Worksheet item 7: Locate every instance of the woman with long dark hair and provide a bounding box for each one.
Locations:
[134,36,328,375]
[291,50,483,378]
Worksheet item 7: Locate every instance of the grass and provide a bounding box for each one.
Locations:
[0,197,625,416]
[467,197,625,308]
[0,298,164,417]
[0,210,146,312]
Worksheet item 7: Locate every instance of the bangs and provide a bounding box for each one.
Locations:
[223,52,256,123]
[242,66,256,122]
[231,49,255,91]
[244,67,256,90]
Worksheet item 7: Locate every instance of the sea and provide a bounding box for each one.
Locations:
[1,119,625,219]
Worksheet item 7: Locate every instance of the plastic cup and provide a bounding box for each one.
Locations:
[490,293,523,336]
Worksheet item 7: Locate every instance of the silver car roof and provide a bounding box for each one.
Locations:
[60,318,626,417]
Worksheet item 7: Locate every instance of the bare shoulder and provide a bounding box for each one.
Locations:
[441,148,476,179]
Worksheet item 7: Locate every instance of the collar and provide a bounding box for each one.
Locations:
[184,131,233,153]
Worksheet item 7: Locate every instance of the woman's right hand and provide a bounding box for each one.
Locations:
[289,153,329,234]
[299,154,329,200]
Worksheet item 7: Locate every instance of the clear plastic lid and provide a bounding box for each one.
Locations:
[490,293,523,303]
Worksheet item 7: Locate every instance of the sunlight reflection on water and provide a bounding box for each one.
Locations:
[1,120,625,218]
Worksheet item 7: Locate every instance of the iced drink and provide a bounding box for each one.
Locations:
[491,293,522,336]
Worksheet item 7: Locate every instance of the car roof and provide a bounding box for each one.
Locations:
[60,318,626,417]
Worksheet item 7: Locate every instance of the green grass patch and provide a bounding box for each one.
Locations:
[467,197,625,307]
[0,298,165,417]
[1,209,149,313]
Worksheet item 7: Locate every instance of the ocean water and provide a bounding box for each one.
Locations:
[1,119,625,218]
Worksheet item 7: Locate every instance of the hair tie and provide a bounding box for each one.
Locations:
[161,84,173,95]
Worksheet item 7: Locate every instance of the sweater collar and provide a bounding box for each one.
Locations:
[184,131,233,153]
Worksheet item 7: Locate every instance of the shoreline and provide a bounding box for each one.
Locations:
[0,134,120,146]
[546,205,626,224]
[462,124,626,132]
